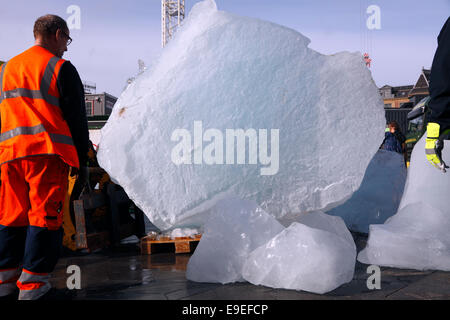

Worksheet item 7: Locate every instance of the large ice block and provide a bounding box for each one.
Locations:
[358,136,450,271]
[242,212,356,294]
[97,0,385,230]
[327,149,407,233]
[186,198,284,284]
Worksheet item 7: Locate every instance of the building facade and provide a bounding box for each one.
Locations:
[380,68,430,108]
[380,85,413,108]
[85,92,117,117]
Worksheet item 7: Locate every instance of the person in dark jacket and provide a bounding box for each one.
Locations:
[425,17,450,171]
[382,121,407,164]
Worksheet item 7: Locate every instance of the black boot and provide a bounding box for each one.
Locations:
[0,289,19,301]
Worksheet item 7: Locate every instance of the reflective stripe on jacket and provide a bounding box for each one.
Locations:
[0,45,79,168]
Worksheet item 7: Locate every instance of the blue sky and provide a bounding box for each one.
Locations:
[1,0,449,97]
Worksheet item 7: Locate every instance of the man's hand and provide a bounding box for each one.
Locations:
[425,122,448,172]
[70,166,89,186]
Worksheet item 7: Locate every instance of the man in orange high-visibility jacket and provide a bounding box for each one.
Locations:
[0,15,89,300]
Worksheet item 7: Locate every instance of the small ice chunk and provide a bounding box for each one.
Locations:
[169,228,199,238]
[186,198,284,284]
[242,212,356,294]
[358,136,450,271]
[358,202,450,270]
[327,149,407,233]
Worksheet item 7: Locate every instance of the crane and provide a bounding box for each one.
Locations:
[162,0,186,48]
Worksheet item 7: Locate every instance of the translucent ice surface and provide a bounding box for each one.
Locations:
[242,212,356,294]
[97,0,385,230]
[358,136,450,271]
[186,198,284,284]
[328,150,407,233]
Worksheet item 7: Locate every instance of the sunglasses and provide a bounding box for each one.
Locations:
[60,30,72,46]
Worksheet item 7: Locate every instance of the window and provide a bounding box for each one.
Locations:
[408,115,423,133]
[106,100,113,110]
[86,101,93,116]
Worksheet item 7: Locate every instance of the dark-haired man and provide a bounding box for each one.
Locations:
[0,14,89,300]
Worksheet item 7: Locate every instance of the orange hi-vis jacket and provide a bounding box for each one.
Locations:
[0,45,79,168]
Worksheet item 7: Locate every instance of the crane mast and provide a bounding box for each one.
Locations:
[162,0,185,47]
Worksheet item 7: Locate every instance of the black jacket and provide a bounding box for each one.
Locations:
[57,61,90,166]
[427,17,450,131]
[393,130,406,145]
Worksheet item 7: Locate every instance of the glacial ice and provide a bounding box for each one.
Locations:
[186,201,357,294]
[242,212,356,294]
[186,198,284,284]
[358,136,450,271]
[97,0,385,230]
[327,149,407,233]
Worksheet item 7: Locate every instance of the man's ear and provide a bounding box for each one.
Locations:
[55,29,63,42]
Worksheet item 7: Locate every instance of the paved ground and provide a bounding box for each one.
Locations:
[49,234,450,300]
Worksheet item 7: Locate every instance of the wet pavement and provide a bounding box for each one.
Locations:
[49,233,450,300]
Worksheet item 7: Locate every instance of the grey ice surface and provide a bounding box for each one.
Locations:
[328,149,407,233]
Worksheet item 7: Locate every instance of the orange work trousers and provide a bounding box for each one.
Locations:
[0,155,69,299]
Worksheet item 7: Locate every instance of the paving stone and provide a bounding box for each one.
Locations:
[49,245,450,300]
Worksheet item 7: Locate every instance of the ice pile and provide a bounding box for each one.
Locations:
[358,136,450,271]
[186,198,284,284]
[187,198,356,293]
[327,149,407,233]
[97,0,385,230]
[243,212,356,294]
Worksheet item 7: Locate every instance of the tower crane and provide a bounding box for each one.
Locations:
[162,0,185,47]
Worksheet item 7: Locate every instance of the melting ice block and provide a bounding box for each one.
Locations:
[358,136,450,271]
[97,0,385,230]
[242,212,356,294]
[327,149,407,233]
[186,198,284,284]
